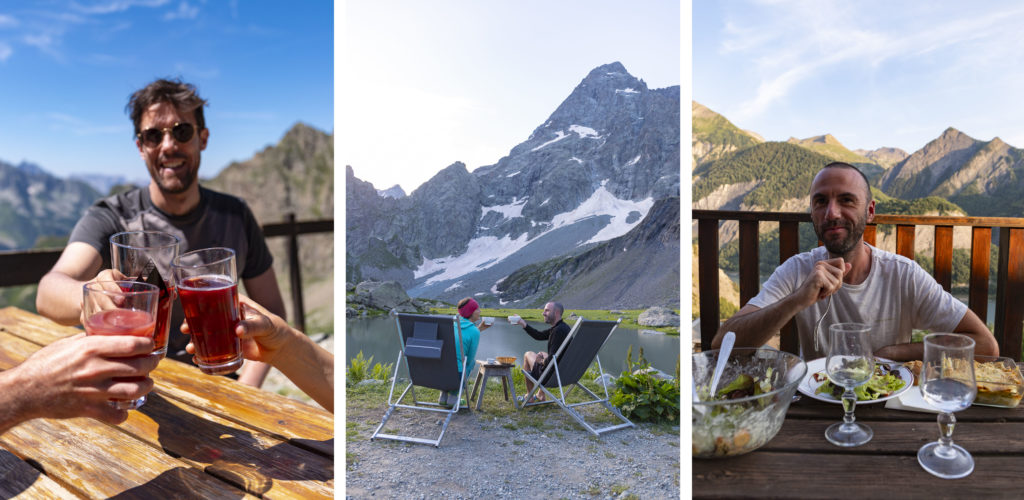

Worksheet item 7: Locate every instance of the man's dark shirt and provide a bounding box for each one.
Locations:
[524,319,572,357]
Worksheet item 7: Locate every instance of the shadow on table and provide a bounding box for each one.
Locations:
[140,393,333,495]
[0,449,41,499]
[108,467,246,499]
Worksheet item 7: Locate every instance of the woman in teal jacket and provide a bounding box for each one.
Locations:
[443,297,491,406]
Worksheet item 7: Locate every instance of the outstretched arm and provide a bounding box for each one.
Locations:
[875,309,999,361]
[0,334,159,435]
[36,243,105,325]
[183,295,333,412]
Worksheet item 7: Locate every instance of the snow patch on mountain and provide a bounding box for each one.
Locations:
[616,88,640,95]
[532,131,568,151]
[569,124,600,139]
[415,186,653,285]
[626,155,641,166]
[482,197,527,220]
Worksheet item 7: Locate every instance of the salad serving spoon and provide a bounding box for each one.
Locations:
[709,331,736,398]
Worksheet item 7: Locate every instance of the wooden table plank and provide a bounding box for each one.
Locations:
[151,359,334,455]
[786,398,1024,422]
[0,307,333,498]
[760,418,1024,454]
[693,452,1023,498]
[0,417,252,498]
[119,392,333,498]
[0,307,78,346]
[0,448,78,499]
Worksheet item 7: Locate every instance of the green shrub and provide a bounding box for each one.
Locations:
[347,351,372,386]
[370,360,394,381]
[610,347,680,423]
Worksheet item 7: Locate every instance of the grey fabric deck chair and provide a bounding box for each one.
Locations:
[370,313,468,447]
[520,317,634,436]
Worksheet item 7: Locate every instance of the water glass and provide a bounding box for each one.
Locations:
[824,322,874,447]
[172,248,243,375]
[82,280,159,410]
[918,333,977,479]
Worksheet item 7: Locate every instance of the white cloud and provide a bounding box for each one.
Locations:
[45,112,125,135]
[0,43,11,62]
[0,14,18,27]
[71,0,170,15]
[164,1,199,20]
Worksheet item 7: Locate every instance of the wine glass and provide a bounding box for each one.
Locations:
[824,322,874,447]
[918,333,977,479]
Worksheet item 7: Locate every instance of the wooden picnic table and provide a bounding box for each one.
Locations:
[693,393,1024,498]
[0,306,333,498]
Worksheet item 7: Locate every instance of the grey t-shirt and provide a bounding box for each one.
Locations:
[69,185,274,361]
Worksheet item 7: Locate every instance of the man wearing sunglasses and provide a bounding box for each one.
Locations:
[36,78,287,388]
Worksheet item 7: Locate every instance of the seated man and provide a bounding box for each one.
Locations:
[0,334,160,435]
[36,78,286,387]
[514,301,571,401]
[715,162,997,360]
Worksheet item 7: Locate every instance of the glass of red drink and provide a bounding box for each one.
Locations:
[172,247,243,375]
[82,280,159,410]
[110,231,180,359]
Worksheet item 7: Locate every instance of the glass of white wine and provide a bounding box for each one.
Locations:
[824,322,874,447]
[918,333,976,479]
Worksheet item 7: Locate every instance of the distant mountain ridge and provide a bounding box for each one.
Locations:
[0,159,100,250]
[348,62,680,309]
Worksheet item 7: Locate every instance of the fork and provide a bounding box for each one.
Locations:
[814,293,833,353]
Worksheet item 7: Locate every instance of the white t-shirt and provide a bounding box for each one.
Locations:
[747,244,967,359]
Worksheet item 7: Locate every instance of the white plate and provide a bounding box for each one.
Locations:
[797,357,914,404]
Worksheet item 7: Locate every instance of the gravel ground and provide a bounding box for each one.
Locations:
[345,381,681,499]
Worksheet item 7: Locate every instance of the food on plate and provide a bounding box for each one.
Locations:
[973,360,1024,408]
[813,364,906,401]
[902,360,923,385]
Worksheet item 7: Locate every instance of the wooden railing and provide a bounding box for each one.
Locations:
[0,215,333,333]
[694,210,1024,360]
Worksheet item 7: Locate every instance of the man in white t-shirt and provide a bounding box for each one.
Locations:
[714,162,997,360]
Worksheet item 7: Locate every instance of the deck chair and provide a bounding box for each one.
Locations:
[370,313,468,447]
[520,317,635,436]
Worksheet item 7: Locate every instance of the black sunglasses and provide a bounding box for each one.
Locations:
[137,122,197,147]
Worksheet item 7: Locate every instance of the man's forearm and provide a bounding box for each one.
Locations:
[0,367,35,435]
[36,272,87,326]
[715,295,806,349]
[275,329,334,412]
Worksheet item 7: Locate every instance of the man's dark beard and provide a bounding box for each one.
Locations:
[816,214,867,257]
[149,158,198,195]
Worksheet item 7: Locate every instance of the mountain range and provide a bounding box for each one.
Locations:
[347,62,681,309]
[693,100,1024,221]
[0,161,101,250]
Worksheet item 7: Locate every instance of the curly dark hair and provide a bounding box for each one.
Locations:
[126,78,208,137]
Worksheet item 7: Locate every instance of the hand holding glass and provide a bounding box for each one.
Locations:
[918,333,977,479]
[824,322,874,447]
[82,281,159,410]
[110,231,180,358]
[172,248,243,375]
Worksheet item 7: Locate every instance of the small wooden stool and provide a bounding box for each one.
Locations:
[470,360,520,410]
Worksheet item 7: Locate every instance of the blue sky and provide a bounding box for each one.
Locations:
[694,1,1024,155]
[0,0,332,181]
[343,0,681,194]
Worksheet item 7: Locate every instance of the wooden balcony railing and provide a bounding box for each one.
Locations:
[0,215,333,333]
[694,210,1024,360]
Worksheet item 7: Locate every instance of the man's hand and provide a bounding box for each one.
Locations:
[77,269,128,326]
[3,333,159,428]
[182,295,292,366]
[794,257,850,308]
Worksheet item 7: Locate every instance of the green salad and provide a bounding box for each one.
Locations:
[814,364,906,401]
